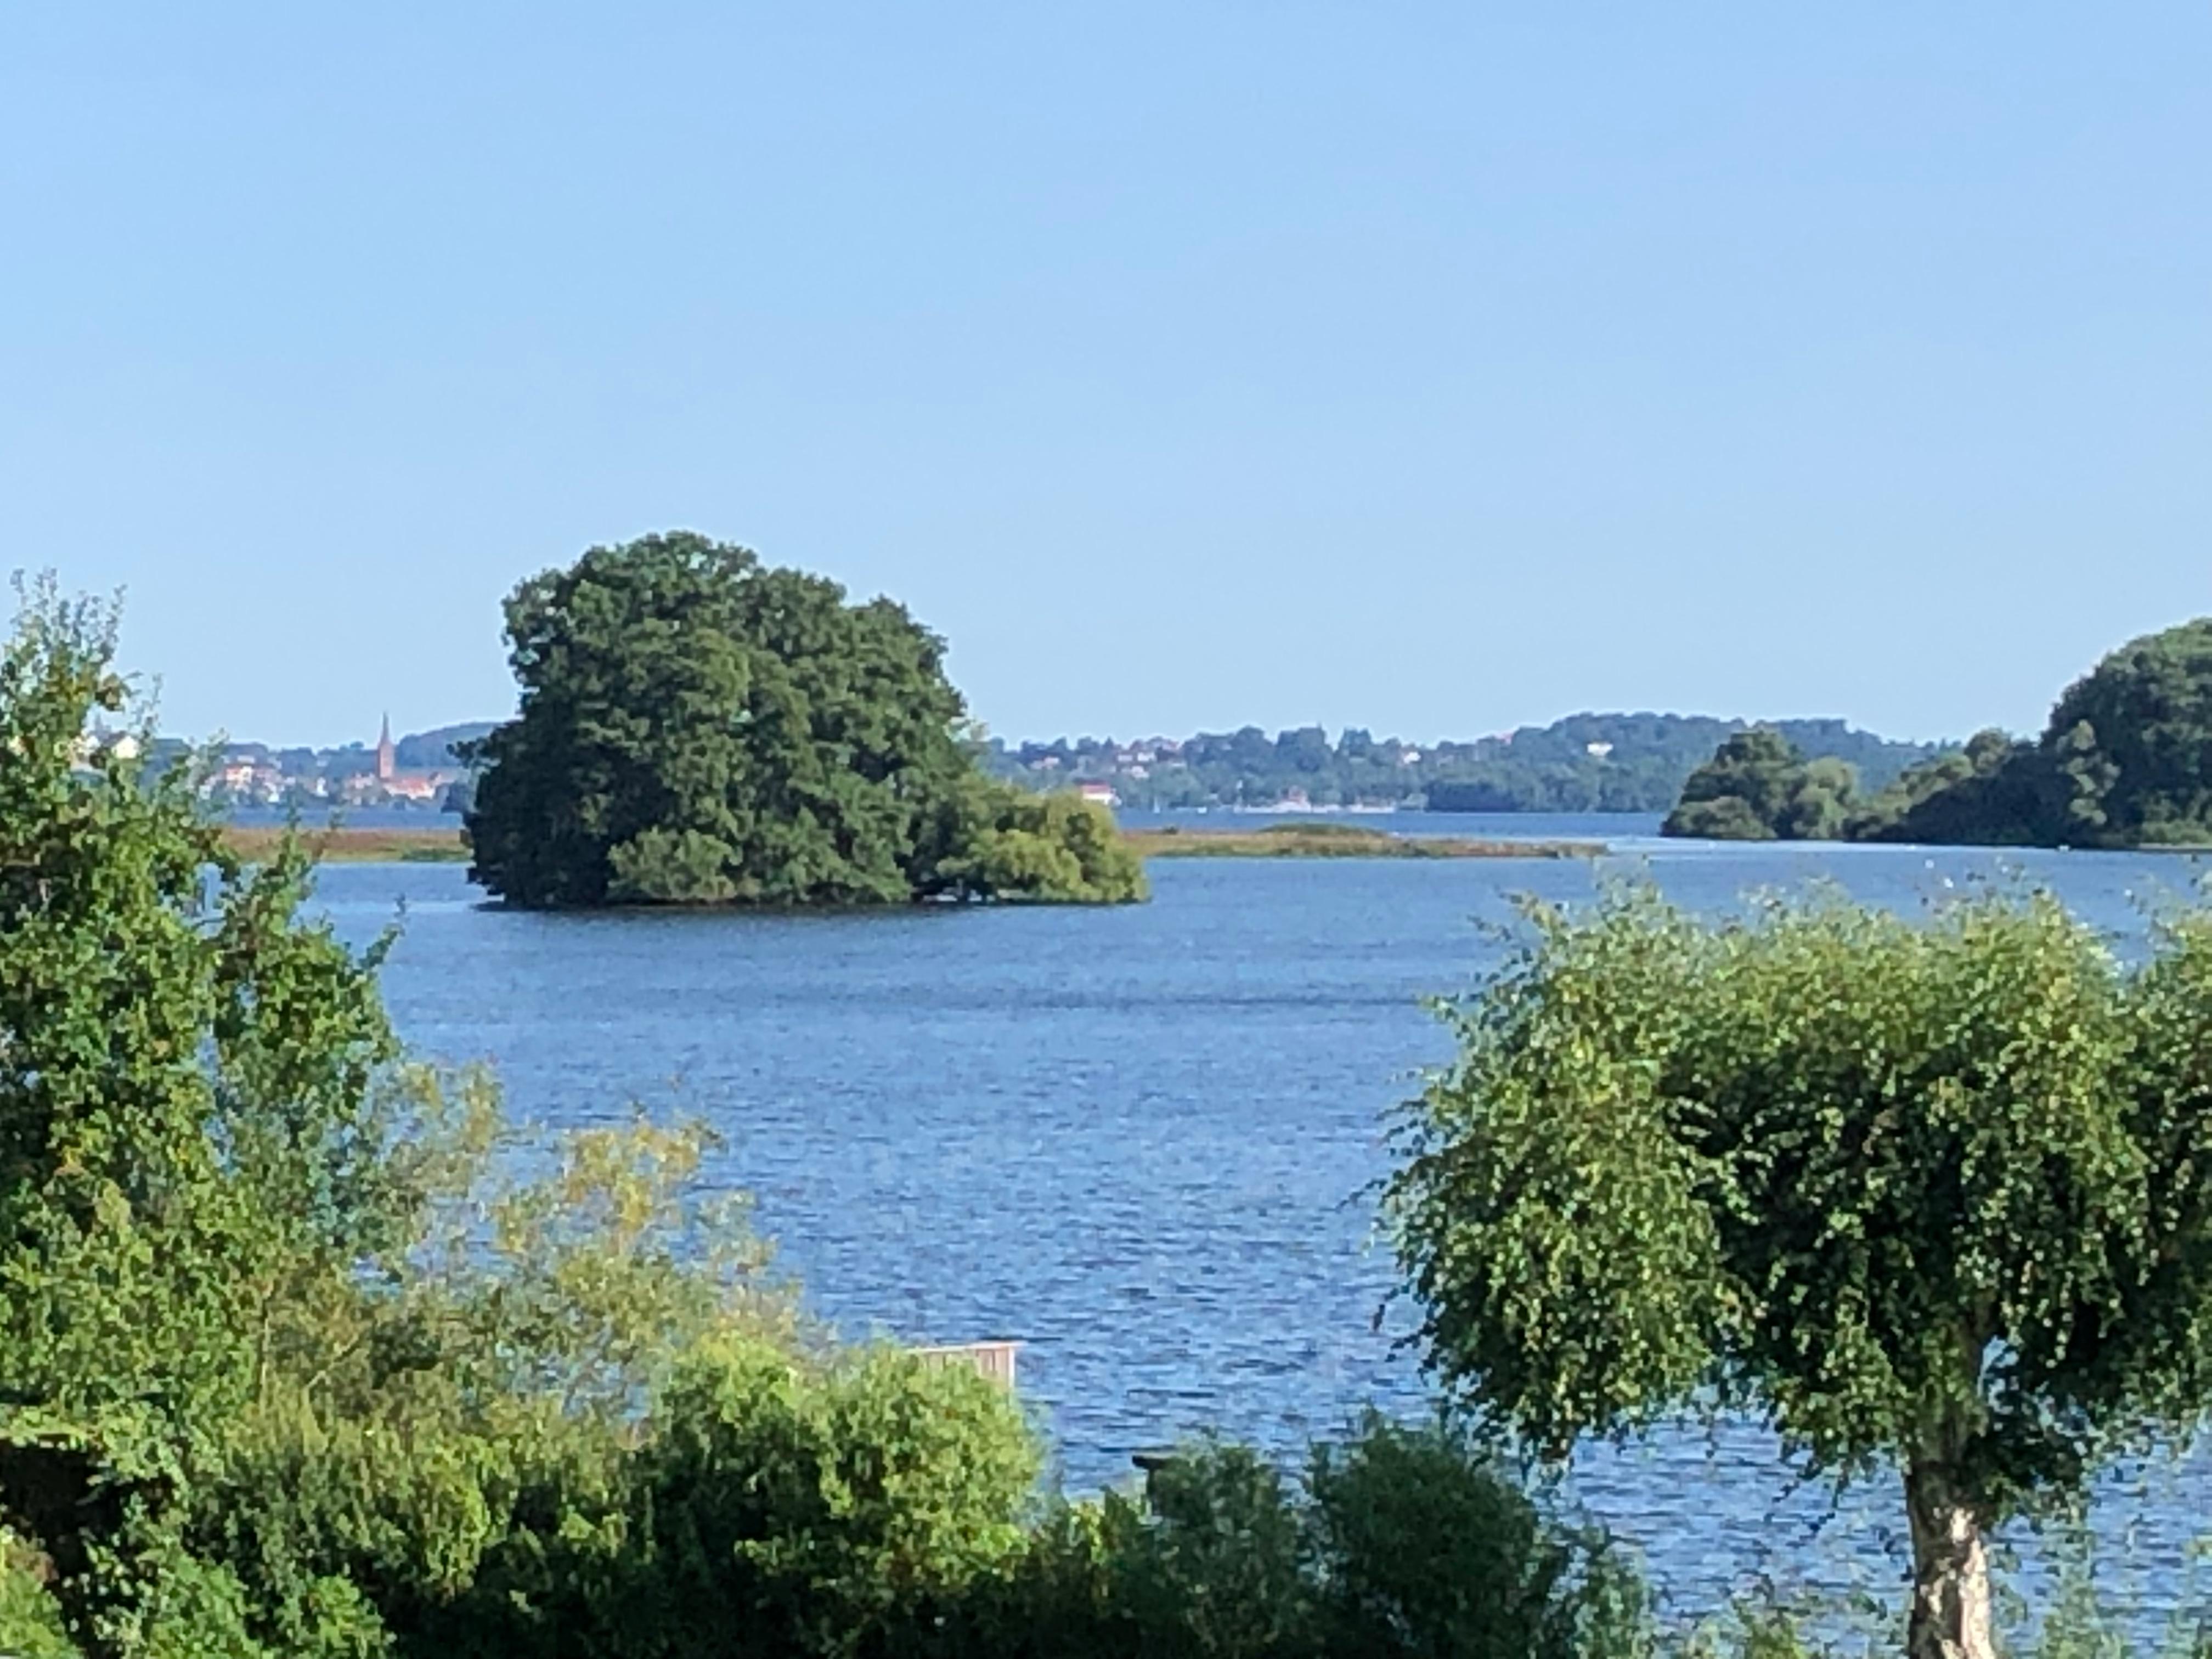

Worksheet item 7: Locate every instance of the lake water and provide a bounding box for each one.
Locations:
[310,820,2212,1628]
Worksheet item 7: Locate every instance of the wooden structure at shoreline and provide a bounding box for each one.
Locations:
[910,1340,1021,1390]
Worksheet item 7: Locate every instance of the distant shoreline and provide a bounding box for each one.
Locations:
[1123,823,1601,860]
[223,826,473,864]
[222,822,1605,867]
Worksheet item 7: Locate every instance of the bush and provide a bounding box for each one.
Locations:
[1103,1441,1311,1658]
[929,781,1147,904]
[0,1527,78,1658]
[423,1338,1040,1659]
[907,1419,1649,1659]
[180,1089,794,1659]
[627,1338,1040,1656]
[1306,1415,1647,1659]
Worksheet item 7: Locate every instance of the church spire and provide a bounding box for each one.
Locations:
[376,714,396,782]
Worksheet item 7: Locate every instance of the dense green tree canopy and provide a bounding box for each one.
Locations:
[0,579,413,1650]
[2043,618,2212,844]
[1387,883,2212,1659]
[1669,617,2212,849]
[466,533,1142,907]
[1845,730,2061,845]
[1660,728,1858,840]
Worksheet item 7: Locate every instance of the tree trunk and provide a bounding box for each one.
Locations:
[1905,1459,1996,1659]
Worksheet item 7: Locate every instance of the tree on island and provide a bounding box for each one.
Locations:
[1659,727,1858,840]
[1387,883,2212,1659]
[464,532,1144,907]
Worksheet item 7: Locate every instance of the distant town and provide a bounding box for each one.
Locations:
[148,720,499,812]
[163,713,1948,819]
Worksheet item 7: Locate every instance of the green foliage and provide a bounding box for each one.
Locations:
[467,1376,1601,1659]
[1386,881,2212,1649]
[1102,1442,1311,1658]
[185,1082,794,1657]
[467,532,1141,907]
[509,1339,1044,1659]
[926,778,1148,904]
[608,826,743,904]
[2044,619,2212,845]
[1661,730,1860,841]
[1780,617,2212,849]
[466,531,967,907]
[1305,1415,1647,1659]
[904,1419,1646,1659]
[1670,1598,1853,1659]
[0,1527,78,1657]
[1844,730,2041,845]
[0,576,415,1648]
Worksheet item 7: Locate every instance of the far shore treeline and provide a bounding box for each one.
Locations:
[195,709,1944,820]
[1664,617,2212,847]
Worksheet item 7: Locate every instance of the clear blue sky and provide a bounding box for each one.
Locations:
[3,5,2206,748]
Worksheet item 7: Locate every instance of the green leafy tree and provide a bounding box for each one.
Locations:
[1835,618,2212,850]
[467,533,1141,907]
[1386,883,2212,1659]
[0,577,403,1652]
[923,779,1146,905]
[2042,618,2212,844]
[1662,730,1861,840]
[1847,731,2055,847]
[466,533,969,907]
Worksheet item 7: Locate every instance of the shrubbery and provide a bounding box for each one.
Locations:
[890,1425,1647,1659]
[924,777,1147,905]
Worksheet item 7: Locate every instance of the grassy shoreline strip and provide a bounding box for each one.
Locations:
[1125,822,1600,859]
[222,820,1606,866]
[223,826,475,864]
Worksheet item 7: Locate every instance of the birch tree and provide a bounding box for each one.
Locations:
[1386,883,2212,1659]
